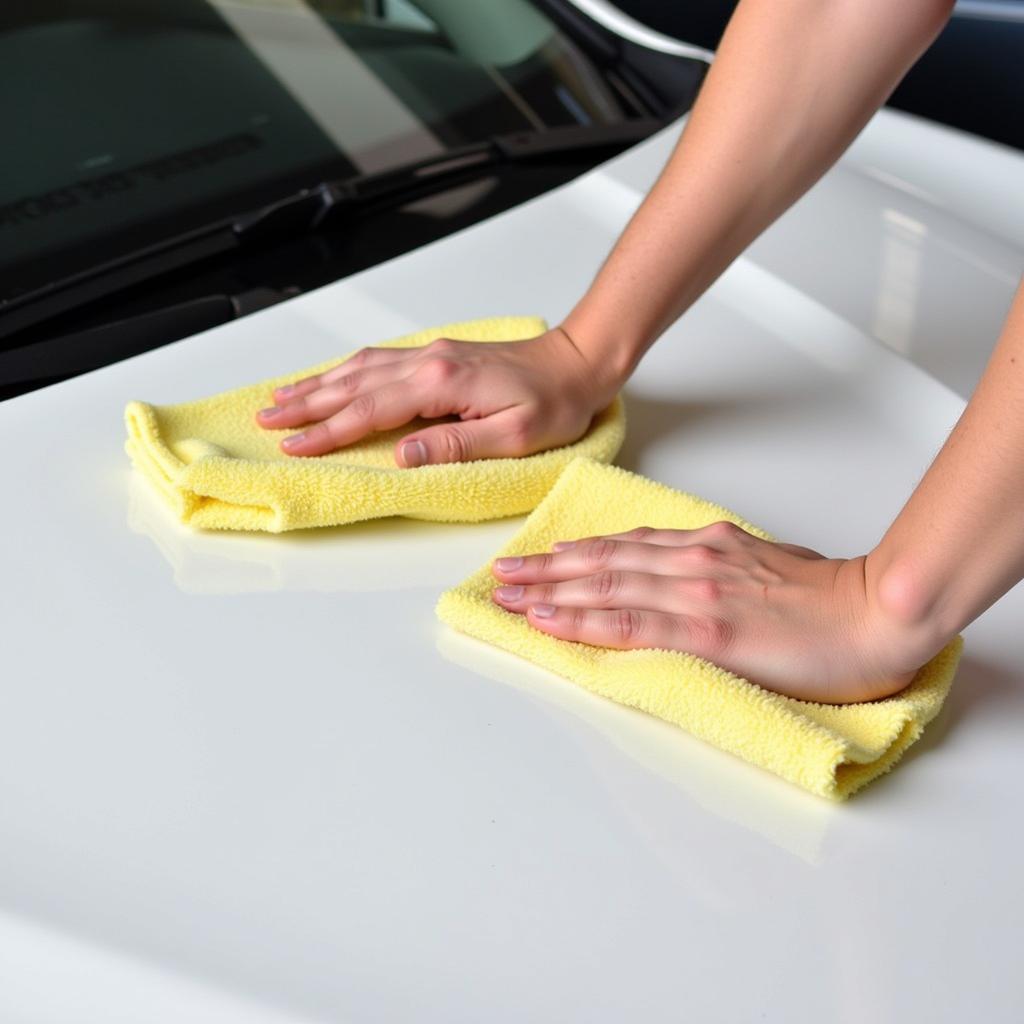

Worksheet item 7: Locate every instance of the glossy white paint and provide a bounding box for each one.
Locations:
[748,108,1024,397]
[1,116,1022,1021]
[600,109,1024,399]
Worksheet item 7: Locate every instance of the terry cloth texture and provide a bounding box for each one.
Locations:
[437,458,962,801]
[125,316,625,532]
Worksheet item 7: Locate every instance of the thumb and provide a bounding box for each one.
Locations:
[396,409,531,467]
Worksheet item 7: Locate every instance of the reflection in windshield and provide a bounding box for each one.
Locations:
[0,0,633,295]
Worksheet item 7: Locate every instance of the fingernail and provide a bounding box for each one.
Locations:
[401,440,427,467]
[495,585,524,601]
[258,406,282,419]
[495,557,524,572]
[531,603,557,618]
[281,433,306,449]
[552,540,576,551]
[276,384,295,396]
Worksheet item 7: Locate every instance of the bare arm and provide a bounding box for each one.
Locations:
[261,0,1024,704]
[262,0,955,466]
[489,0,1024,704]
[494,281,1024,703]
[869,282,1024,659]
[562,0,957,380]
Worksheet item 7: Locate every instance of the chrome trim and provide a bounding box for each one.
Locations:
[564,0,715,63]
[953,1,1024,23]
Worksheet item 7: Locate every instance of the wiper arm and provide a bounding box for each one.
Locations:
[0,228,240,341]
[235,119,661,242]
[0,287,293,399]
[0,119,661,340]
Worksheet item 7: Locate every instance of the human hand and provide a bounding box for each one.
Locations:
[255,327,619,464]
[491,521,937,705]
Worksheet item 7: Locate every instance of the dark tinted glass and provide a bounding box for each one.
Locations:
[0,0,630,298]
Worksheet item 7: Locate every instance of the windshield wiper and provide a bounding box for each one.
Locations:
[235,119,662,241]
[0,288,293,400]
[0,119,661,342]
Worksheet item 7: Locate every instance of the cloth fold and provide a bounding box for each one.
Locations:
[125,316,625,532]
[436,458,962,800]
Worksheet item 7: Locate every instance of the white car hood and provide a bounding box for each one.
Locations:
[604,107,1024,398]
[1,110,1022,1022]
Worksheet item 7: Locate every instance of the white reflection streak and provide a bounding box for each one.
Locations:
[210,0,443,172]
[0,907,316,1023]
[871,208,926,355]
[126,473,519,595]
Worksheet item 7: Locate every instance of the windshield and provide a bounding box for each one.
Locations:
[0,0,635,303]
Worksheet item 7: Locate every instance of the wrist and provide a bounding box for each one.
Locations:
[549,324,628,411]
[559,305,651,397]
[860,550,957,674]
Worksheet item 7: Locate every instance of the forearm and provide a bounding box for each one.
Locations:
[868,280,1024,657]
[563,0,954,383]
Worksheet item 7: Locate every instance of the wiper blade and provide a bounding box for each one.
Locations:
[0,119,661,339]
[235,119,661,242]
[0,228,239,341]
[0,287,292,399]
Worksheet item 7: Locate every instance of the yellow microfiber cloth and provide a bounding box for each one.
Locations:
[436,458,963,800]
[125,316,625,532]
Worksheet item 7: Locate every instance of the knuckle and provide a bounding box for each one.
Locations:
[333,372,361,394]
[441,424,473,463]
[693,578,721,603]
[679,544,718,567]
[693,615,732,656]
[587,570,621,602]
[534,552,554,574]
[706,519,738,536]
[428,336,457,354]
[569,607,589,633]
[705,520,745,543]
[626,526,654,541]
[417,357,458,387]
[583,538,618,568]
[349,393,376,420]
[348,348,371,367]
[612,608,643,645]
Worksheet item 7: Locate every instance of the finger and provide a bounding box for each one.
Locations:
[551,521,753,553]
[492,537,725,585]
[551,526,699,552]
[257,363,412,430]
[271,375,330,405]
[522,604,689,653]
[396,408,535,467]
[492,570,722,615]
[270,347,415,404]
[279,383,426,456]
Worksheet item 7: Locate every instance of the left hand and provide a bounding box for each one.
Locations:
[491,521,930,704]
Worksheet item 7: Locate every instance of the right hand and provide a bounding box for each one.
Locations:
[255,327,621,465]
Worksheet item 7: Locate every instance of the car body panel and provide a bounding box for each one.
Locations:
[1,112,1022,1020]
[749,108,1024,397]
[602,108,1024,398]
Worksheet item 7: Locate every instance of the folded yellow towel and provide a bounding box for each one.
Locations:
[125,316,625,532]
[436,458,962,800]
